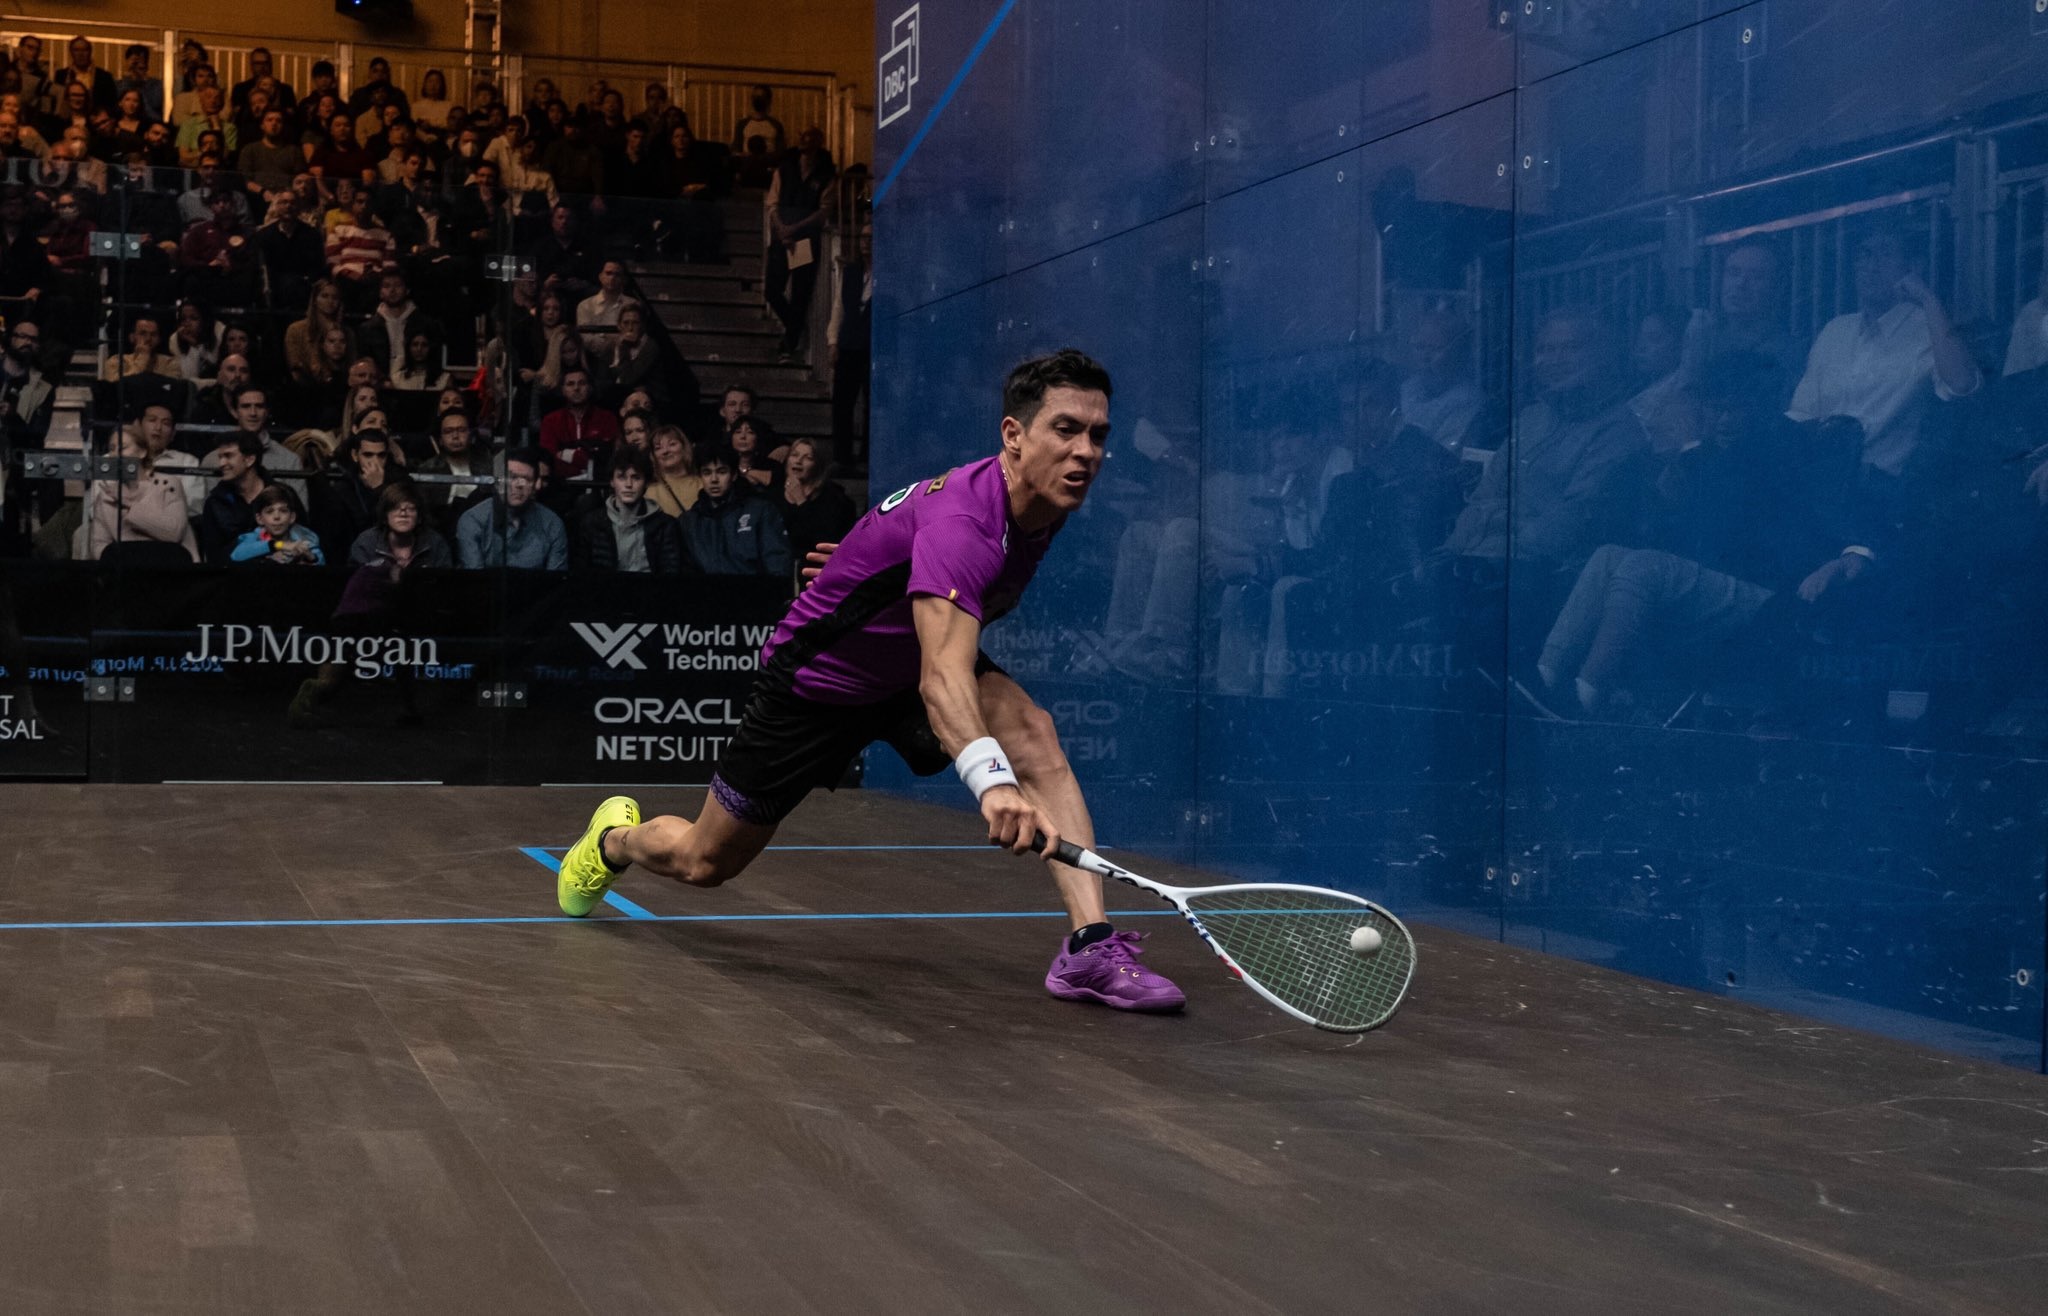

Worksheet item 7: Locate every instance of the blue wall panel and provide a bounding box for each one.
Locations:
[873,0,2048,1069]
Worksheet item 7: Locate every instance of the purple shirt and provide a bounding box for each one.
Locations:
[761,455,1055,704]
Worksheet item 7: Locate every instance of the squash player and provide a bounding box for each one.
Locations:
[553,349,1185,1012]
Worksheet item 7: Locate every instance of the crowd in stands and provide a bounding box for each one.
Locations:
[1109,211,2048,739]
[0,36,869,588]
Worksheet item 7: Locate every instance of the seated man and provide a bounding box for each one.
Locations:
[1531,352,1877,714]
[455,447,567,570]
[682,444,790,578]
[570,445,694,573]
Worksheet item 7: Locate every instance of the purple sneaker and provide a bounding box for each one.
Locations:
[1045,930,1187,1012]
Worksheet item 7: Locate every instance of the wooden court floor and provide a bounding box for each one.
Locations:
[0,784,2044,1314]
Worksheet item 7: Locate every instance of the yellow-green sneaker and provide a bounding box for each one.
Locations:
[558,796,640,917]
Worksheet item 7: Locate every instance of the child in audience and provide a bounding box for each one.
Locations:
[230,484,325,565]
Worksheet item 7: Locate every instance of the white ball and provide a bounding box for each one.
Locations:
[1349,925,1384,955]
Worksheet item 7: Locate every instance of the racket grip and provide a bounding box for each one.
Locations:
[1032,832,1086,866]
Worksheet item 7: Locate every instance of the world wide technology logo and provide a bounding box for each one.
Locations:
[571,622,660,670]
[879,5,920,129]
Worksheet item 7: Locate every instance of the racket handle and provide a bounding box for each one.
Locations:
[1032,832,1086,866]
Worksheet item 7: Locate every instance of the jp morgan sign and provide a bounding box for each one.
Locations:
[184,624,439,680]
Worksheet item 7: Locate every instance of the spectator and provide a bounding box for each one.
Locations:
[230,48,294,114]
[412,70,454,130]
[374,126,422,188]
[1444,306,1649,568]
[456,447,567,569]
[309,112,375,187]
[230,483,324,565]
[504,135,559,214]
[718,384,756,436]
[41,189,95,278]
[225,383,306,478]
[115,44,164,125]
[393,329,448,392]
[325,189,396,309]
[0,112,38,164]
[685,445,790,577]
[454,156,511,252]
[730,415,783,490]
[827,219,872,466]
[198,431,269,562]
[1628,304,1696,455]
[57,37,117,113]
[315,427,403,551]
[179,187,259,305]
[347,58,409,120]
[236,108,301,197]
[337,379,384,436]
[177,152,249,226]
[764,127,835,360]
[175,87,236,166]
[598,301,674,410]
[537,365,620,487]
[349,478,450,568]
[13,37,53,114]
[0,320,54,455]
[1533,352,1873,715]
[646,422,701,515]
[86,427,199,564]
[358,269,439,382]
[576,258,630,355]
[638,83,685,140]
[1677,243,1805,393]
[188,351,252,426]
[571,444,692,573]
[1786,227,1981,475]
[660,122,728,262]
[605,124,665,247]
[258,192,325,312]
[170,61,217,126]
[482,113,528,179]
[132,399,208,514]
[540,118,603,199]
[169,300,219,381]
[732,85,785,158]
[1399,309,1488,458]
[776,436,857,563]
[528,202,594,300]
[418,406,491,532]
[103,312,182,382]
[107,89,151,156]
[0,187,52,311]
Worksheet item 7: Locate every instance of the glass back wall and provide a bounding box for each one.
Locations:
[869,0,2048,1070]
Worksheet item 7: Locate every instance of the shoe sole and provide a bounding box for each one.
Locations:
[1046,983,1186,1013]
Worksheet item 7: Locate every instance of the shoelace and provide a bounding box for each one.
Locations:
[1088,930,1150,967]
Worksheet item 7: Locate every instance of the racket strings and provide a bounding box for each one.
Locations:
[1181,889,1414,1031]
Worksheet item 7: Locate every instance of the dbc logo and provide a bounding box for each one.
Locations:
[879,5,920,129]
[572,622,660,670]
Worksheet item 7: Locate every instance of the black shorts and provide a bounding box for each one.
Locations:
[709,653,1006,826]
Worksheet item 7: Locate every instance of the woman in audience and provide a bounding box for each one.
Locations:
[393,330,449,391]
[348,481,451,569]
[646,423,702,516]
[285,279,354,379]
[413,70,454,129]
[775,435,858,564]
[600,301,663,408]
[729,415,783,490]
[85,429,199,564]
[339,383,385,438]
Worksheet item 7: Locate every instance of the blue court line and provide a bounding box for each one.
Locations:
[0,910,1177,933]
[871,0,1020,206]
[524,844,1004,854]
[519,845,652,919]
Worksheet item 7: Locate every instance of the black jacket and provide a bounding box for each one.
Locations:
[571,498,697,573]
[684,490,791,578]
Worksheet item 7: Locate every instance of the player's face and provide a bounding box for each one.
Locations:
[1005,386,1109,518]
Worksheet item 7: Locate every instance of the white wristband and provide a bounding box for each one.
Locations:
[954,736,1019,800]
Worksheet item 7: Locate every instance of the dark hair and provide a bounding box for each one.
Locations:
[609,445,654,483]
[312,60,336,79]
[1002,348,1112,426]
[230,383,267,409]
[124,43,150,61]
[228,432,264,460]
[436,406,471,433]
[1357,356,1403,409]
[376,480,422,522]
[695,443,737,473]
[504,445,544,475]
[722,383,757,404]
[620,406,657,430]
[251,483,304,518]
[349,427,392,459]
[731,414,777,446]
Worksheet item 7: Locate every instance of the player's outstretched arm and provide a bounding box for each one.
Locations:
[912,595,1057,857]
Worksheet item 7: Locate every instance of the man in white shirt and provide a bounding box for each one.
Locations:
[1398,309,1488,458]
[576,260,630,358]
[1786,229,1980,476]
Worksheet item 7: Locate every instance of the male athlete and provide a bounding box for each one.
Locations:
[554,349,1185,1012]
